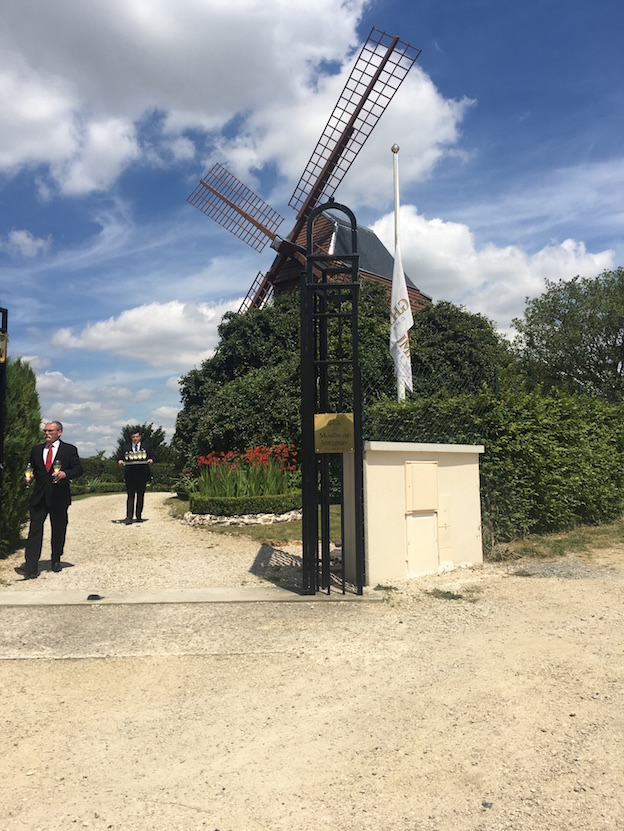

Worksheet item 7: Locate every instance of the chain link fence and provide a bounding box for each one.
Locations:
[361,363,500,445]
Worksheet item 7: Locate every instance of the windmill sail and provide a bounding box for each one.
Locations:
[187,163,284,252]
[187,27,422,311]
[289,28,421,225]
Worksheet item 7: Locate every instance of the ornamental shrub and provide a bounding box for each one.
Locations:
[189,491,302,517]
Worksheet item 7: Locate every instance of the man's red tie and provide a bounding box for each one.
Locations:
[45,445,53,472]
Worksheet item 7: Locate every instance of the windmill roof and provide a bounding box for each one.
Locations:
[326,211,428,296]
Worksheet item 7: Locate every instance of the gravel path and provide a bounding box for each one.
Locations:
[0,491,304,593]
[1,493,623,831]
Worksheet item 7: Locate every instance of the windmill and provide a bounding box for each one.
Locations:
[187,27,430,313]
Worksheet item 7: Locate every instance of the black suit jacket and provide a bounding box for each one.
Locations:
[118,442,155,486]
[29,440,83,509]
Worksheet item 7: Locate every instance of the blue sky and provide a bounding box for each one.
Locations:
[1,0,622,456]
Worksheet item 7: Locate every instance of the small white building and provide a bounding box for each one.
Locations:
[344,441,484,585]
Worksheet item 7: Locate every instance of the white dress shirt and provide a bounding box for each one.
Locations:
[44,439,60,465]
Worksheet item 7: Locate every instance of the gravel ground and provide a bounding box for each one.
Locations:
[1,492,623,831]
[0,491,305,593]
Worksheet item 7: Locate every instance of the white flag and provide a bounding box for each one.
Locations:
[389,243,414,395]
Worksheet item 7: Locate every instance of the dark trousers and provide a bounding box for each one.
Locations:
[25,502,69,571]
[126,484,146,520]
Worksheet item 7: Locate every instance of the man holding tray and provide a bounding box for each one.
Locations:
[117,428,155,524]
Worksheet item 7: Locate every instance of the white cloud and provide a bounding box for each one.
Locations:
[372,205,616,332]
[52,117,140,195]
[166,137,196,163]
[2,229,52,258]
[46,400,123,423]
[151,405,180,442]
[38,398,126,458]
[36,369,80,401]
[51,299,240,370]
[21,355,51,371]
[0,0,371,193]
[0,60,78,171]
[152,405,179,420]
[0,1,467,203]
[97,386,154,402]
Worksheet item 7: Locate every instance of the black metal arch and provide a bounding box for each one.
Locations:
[300,201,365,595]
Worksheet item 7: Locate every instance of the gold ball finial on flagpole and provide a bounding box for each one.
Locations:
[391,144,400,154]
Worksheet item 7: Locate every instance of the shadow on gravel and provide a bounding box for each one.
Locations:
[250,544,302,593]
[250,544,360,595]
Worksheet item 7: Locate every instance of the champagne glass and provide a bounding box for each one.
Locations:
[24,462,34,486]
[53,458,62,476]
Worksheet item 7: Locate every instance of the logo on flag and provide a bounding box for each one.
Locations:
[389,244,413,394]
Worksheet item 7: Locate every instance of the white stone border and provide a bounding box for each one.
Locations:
[183,509,302,527]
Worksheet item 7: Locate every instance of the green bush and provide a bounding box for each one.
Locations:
[150,462,178,490]
[365,386,624,542]
[0,358,41,557]
[189,490,302,517]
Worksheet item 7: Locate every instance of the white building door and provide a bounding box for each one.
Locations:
[404,461,439,575]
[406,512,438,575]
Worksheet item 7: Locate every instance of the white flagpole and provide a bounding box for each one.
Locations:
[389,144,413,402]
[393,144,401,252]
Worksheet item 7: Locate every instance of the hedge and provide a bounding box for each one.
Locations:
[71,482,126,495]
[365,386,624,542]
[71,481,176,496]
[189,491,302,517]
[72,459,180,491]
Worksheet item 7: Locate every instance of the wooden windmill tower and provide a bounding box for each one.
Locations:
[187,27,431,313]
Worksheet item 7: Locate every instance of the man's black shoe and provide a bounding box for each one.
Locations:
[15,565,38,579]
[135,518,144,523]
[124,518,133,525]
[51,562,62,573]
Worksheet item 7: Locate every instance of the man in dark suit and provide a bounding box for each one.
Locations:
[15,420,83,579]
[117,428,154,524]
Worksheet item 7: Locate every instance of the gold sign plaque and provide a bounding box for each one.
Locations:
[0,331,7,364]
[314,413,355,454]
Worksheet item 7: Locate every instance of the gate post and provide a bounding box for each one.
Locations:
[0,308,8,535]
[299,202,365,594]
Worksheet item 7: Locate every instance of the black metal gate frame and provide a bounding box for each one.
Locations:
[0,308,8,535]
[300,202,365,595]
